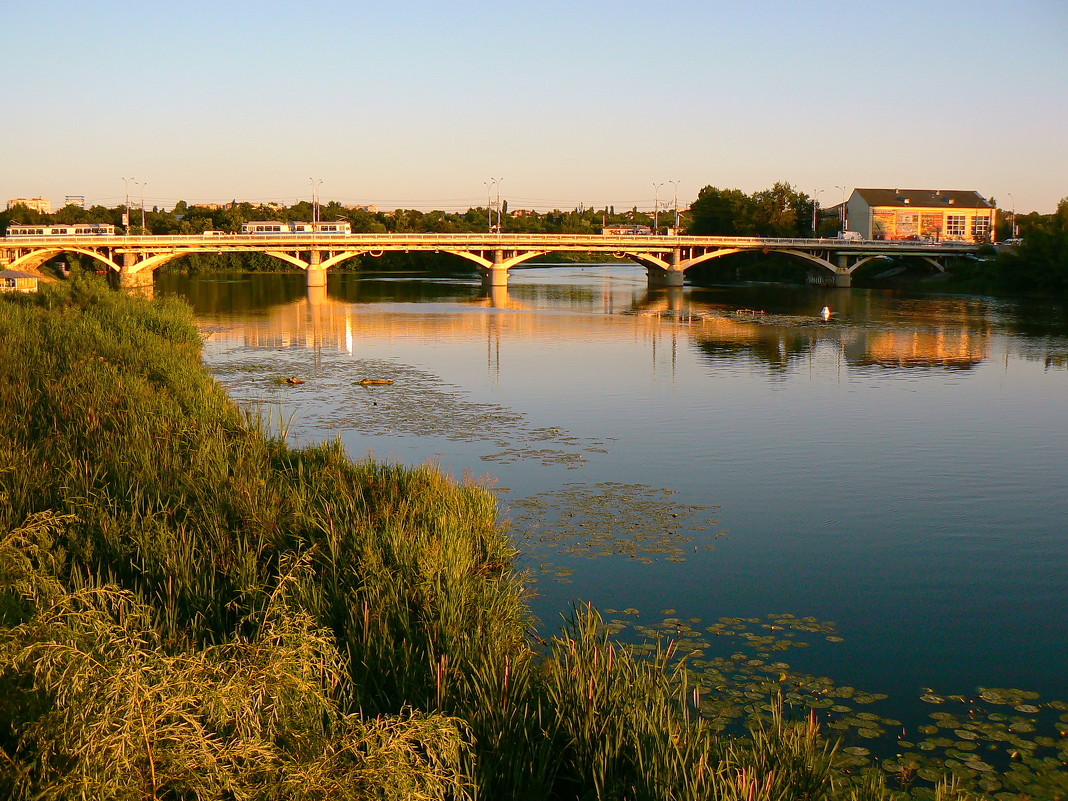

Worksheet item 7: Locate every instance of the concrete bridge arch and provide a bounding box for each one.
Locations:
[5,247,122,275]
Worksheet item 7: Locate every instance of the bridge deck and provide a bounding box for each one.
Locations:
[1,232,982,255]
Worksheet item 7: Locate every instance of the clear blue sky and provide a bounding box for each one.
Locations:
[3,0,1065,214]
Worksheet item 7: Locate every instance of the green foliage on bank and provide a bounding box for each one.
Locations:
[1,277,1065,799]
[925,198,1068,297]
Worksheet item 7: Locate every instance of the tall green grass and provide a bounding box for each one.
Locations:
[0,275,1040,800]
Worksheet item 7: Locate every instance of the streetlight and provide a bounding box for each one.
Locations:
[1008,192,1016,238]
[812,189,824,236]
[133,180,147,233]
[834,185,847,233]
[483,180,495,232]
[652,182,664,234]
[494,178,503,233]
[309,178,323,225]
[668,180,680,231]
[484,178,502,232]
[122,177,134,234]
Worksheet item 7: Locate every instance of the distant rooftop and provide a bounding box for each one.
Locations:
[854,189,992,209]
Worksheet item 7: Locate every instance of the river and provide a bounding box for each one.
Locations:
[159,263,1068,753]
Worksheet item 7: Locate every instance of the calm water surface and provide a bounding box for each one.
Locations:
[159,265,1068,726]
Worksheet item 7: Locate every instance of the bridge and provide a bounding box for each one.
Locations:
[0,232,980,289]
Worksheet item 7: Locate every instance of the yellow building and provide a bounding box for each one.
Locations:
[0,270,40,293]
[6,196,52,214]
[845,189,995,242]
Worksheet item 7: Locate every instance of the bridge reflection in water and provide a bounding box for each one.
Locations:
[195,279,991,374]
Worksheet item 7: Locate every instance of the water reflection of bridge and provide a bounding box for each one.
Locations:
[199,283,991,372]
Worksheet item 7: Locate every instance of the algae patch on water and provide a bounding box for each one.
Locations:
[210,353,609,467]
[506,481,723,578]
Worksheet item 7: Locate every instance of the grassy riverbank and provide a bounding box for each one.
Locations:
[1,275,1064,799]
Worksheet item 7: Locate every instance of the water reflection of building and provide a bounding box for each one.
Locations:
[845,329,990,369]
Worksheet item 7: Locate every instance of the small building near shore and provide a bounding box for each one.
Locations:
[845,189,996,242]
[0,270,40,293]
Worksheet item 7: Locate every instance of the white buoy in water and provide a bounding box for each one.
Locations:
[820,306,832,321]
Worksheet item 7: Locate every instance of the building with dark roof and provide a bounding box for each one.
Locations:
[844,189,995,242]
[0,270,39,293]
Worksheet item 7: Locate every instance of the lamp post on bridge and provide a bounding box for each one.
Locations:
[483,180,496,233]
[121,177,134,235]
[668,180,680,232]
[309,178,323,226]
[133,180,147,233]
[652,182,663,234]
[812,189,824,237]
[494,178,503,233]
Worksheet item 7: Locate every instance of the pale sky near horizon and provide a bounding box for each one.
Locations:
[3,0,1065,214]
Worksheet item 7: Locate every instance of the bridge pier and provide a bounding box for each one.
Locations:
[119,253,153,290]
[480,251,510,286]
[307,252,326,287]
[647,267,685,287]
[834,255,852,288]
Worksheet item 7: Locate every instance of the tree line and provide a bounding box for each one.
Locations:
[2,181,830,237]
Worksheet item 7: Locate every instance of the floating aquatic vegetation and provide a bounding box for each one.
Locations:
[591,608,1068,798]
[208,352,609,466]
[506,481,722,580]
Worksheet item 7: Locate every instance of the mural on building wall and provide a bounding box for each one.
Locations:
[896,212,919,238]
[921,213,943,239]
[873,211,896,239]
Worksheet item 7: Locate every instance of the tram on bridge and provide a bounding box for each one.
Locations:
[6,223,117,237]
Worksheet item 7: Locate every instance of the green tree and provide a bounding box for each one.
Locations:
[686,186,751,235]
[996,196,1068,295]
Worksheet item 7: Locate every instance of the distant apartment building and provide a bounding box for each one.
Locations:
[845,189,995,242]
[6,196,52,214]
[64,195,86,208]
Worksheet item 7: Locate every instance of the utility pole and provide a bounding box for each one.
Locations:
[653,182,663,233]
[812,189,824,236]
[134,180,147,233]
[669,180,680,231]
[495,178,503,233]
[483,180,494,232]
[122,177,133,234]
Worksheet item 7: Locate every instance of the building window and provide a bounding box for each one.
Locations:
[971,215,990,238]
[946,215,966,237]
